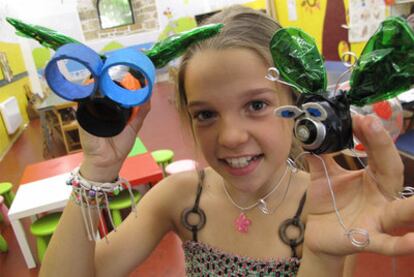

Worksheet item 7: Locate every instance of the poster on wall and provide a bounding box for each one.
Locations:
[0,52,14,82]
[348,0,386,43]
[156,0,251,40]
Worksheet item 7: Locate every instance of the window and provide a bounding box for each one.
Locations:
[97,0,134,29]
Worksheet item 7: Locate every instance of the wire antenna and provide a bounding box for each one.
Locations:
[333,51,358,97]
[266,67,301,91]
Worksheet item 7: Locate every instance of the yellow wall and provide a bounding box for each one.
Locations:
[273,0,370,58]
[0,41,30,157]
[0,42,27,76]
[244,0,266,10]
[274,0,326,53]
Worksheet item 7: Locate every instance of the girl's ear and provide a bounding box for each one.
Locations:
[274,105,303,119]
[302,102,328,121]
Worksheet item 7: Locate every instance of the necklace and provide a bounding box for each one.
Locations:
[222,159,295,233]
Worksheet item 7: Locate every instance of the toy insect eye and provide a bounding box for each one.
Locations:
[274,105,304,119]
[302,102,328,121]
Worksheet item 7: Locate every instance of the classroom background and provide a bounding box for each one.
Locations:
[0,0,414,276]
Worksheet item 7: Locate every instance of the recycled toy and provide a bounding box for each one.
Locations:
[267,16,414,248]
[6,17,223,137]
[269,16,414,155]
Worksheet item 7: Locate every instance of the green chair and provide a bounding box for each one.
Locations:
[151,149,175,176]
[0,196,10,225]
[0,196,9,253]
[0,182,15,207]
[0,233,8,252]
[128,137,148,157]
[109,190,141,227]
[30,212,62,262]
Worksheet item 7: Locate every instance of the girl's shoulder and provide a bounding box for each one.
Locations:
[143,168,212,211]
[295,169,310,190]
[158,166,219,191]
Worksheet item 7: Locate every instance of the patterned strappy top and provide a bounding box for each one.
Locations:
[181,171,306,276]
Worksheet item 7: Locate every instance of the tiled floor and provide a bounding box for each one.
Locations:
[0,81,413,276]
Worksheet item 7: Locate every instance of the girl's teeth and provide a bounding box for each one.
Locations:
[225,156,254,168]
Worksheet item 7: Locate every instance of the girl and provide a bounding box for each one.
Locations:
[40,6,414,276]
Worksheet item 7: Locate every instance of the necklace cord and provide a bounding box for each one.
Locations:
[181,170,207,242]
[294,151,370,248]
[222,160,291,212]
[349,148,413,200]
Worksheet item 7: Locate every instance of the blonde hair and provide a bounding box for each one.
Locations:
[175,5,305,164]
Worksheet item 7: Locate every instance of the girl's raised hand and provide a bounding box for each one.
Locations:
[303,114,414,258]
[79,101,151,182]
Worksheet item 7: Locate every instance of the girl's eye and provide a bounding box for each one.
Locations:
[248,100,268,112]
[193,110,216,122]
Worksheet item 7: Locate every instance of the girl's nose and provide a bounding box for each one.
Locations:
[218,119,249,149]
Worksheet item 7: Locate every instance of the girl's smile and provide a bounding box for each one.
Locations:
[184,47,294,197]
[219,154,264,176]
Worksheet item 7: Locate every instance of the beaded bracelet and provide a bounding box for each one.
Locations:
[67,167,137,242]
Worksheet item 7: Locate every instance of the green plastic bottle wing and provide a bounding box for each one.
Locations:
[6,17,223,69]
[270,27,327,95]
[144,23,223,68]
[348,17,414,106]
[6,17,80,50]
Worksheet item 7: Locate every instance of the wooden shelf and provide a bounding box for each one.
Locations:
[62,121,79,131]
[45,102,82,154]
[63,128,81,153]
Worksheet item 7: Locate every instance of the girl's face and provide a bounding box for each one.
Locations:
[185,48,293,196]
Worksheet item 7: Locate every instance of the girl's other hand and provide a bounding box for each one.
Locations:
[304,114,414,258]
[79,101,151,182]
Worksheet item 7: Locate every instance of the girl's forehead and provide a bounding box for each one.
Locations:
[185,80,281,110]
[185,49,273,98]
[187,48,268,75]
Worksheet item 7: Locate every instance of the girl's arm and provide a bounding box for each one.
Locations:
[39,200,98,277]
[39,102,177,276]
[40,167,180,277]
[298,246,345,277]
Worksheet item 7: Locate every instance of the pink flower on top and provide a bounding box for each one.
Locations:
[235,212,251,233]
